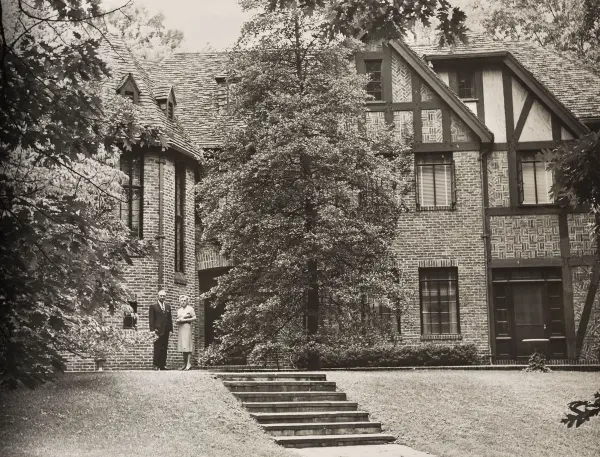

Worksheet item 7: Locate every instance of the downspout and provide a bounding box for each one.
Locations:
[157,154,166,288]
[479,145,493,364]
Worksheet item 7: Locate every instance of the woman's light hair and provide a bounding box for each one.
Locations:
[179,294,190,305]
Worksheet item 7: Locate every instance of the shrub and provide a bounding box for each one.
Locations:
[292,343,480,369]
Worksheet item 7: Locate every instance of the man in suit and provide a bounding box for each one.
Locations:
[149,289,173,370]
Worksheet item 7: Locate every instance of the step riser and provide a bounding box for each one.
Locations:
[245,405,358,413]
[280,438,394,448]
[226,384,336,392]
[216,374,326,382]
[267,425,382,436]
[254,414,369,424]
[275,435,396,448]
[234,393,346,402]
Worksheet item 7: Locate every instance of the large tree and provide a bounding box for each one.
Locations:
[103,1,184,62]
[244,0,468,44]
[197,7,413,365]
[475,0,600,67]
[0,1,159,388]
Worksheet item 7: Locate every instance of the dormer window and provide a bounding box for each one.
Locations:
[457,72,475,99]
[116,73,140,104]
[156,86,177,121]
[365,60,383,101]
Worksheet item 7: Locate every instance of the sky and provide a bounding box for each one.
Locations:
[103,0,483,52]
[104,0,252,51]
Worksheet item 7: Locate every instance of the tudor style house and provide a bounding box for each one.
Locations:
[66,33,600,371]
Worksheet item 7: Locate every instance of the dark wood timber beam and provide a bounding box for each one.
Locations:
[576,264,600,356]
[513,93,535,143]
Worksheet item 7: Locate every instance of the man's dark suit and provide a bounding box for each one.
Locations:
[149,300,173,369]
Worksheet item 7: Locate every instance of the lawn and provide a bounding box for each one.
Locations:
[327,370,600,457]
[0,371,297,457]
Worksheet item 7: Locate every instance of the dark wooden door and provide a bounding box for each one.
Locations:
[492,269,566,360]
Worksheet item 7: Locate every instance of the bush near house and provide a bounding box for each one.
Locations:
[290,343,480,369]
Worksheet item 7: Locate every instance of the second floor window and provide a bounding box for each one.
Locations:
[518,152,554,205]
[120,154,143,237]
[175,162,185,272]
[420,268,460,335]
[415,152,455,210]
[457,72,475,99]
[365,60,383,101]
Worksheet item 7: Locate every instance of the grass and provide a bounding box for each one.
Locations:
[0,371,297,457]
[327,370,600,457]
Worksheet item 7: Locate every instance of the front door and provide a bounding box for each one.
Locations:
[492,268,567,360]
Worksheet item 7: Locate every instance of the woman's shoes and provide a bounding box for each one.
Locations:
[179,366,186,371]
[183,366,191,371]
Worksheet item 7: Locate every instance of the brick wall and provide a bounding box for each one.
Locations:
[487,151,510,207]
[394,150,490,357]
[65,149,201,371]
[490,215,561,259]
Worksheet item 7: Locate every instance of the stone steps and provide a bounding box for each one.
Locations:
[216,372,327,382]
[223,380,337,392]
[215,370,396,448]
[263,421,383,436]
[242,401,359,413]
[233,391,347,402]
[251,410,370,424]
[273,433,396,448]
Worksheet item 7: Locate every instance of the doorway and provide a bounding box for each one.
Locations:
[198,267,229,347]
[492,268,566,360]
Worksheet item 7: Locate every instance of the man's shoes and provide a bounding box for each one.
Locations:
[153,366,159,371]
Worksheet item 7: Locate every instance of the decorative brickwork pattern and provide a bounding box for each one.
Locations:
[197,242,233,270]
[490,215,561,259]
[392,110,413,142]
[394,150,489,358]
[421,109,443,143]
[450,113,476,142]
[568,213,598,257]
[572,266,600,361]
[391,53,412,102]
[366,111,386,132]
[487,151,510,207]
[420,82,438,102]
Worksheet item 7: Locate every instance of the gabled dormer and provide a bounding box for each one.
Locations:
[116,72,140,104]
[156,86,177,121]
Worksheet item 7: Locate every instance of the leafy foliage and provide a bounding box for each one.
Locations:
[562,391,600,428]
[475,0,600,67]
[197,7,412,359]
[291,342,480,368]
[242,0,467,44]
[523,351,551,372]
[0,1,161,388]
[546,133,600,230]
[103,1,185,62]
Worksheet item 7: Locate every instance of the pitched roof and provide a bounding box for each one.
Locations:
[412,33,600,122]
[100,37,199,159]
[150,52,231,148]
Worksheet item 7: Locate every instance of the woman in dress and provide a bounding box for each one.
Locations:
[176,295,196,370]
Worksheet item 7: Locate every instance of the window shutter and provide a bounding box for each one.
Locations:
[521,161,537,204]
[419,165,435,207]
[414,159,421,208]
[451,160,457,207]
